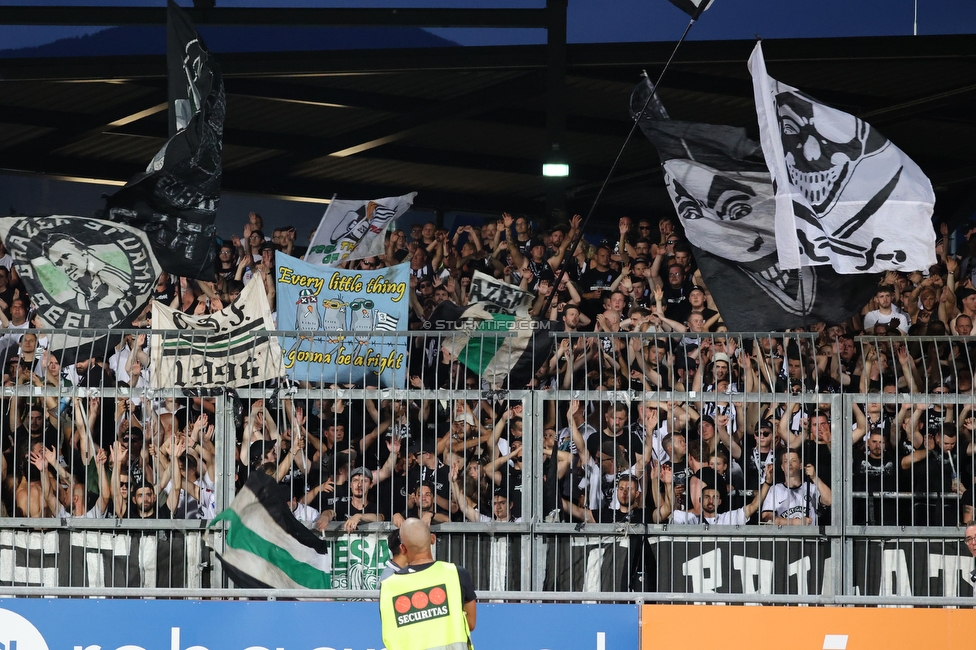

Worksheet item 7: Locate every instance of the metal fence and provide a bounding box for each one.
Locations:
[1,329,975,604]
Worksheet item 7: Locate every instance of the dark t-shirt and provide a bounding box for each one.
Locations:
[592,505,648,525]
[396,561,476,604]
[587,430,644,466]
[578,267,619,294]
[661,283,693,322]
[334,496,379,521]
[127,501,172,519]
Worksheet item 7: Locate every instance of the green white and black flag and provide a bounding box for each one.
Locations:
[667,0,714,19]
[208,471,331,589]
[0,215,162,330]
[432,271,554,391]
[101,0,223,281]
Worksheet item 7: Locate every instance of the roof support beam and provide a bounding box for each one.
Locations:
[0,7,548,28]
[0,94,166,160]
[230,71,548,174]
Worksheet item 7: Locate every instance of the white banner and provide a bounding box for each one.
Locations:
[305,192,416,266]
[151,279,283,388]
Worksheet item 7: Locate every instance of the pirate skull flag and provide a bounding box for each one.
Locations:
[0,215,162,330]
[100,0,223,281]
[749,41,936,275]
[631,79,879,330]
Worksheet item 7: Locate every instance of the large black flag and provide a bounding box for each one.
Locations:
[101,0,223,280]
[631,80,879,331]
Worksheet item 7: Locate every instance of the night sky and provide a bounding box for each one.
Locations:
[1,0,975,51]
[0,0,973,231]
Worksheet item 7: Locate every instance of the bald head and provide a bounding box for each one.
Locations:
[398,517,435,562]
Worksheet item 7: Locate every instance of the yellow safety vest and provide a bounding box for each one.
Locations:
[379,561,473,650]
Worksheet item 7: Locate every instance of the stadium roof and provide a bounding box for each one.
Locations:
[0,31,974,225]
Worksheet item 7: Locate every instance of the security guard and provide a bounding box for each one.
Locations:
[380,518,476,650]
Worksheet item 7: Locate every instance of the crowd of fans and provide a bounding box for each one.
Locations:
[1,210,975,538]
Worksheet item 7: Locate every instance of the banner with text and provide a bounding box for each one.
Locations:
[151,279,283,388]
[0,600,639,650]
[275,253,408,387]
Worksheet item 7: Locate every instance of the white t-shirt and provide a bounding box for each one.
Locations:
[671,508,747,526]
[863,306,910,333]
[292,502,320,523]
[762,482,822,524]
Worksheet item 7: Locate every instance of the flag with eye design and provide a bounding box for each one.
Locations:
[631,78,879,330]
[749,41,936,274]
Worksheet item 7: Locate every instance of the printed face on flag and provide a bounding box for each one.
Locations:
[663,160,776,264]
[0,216,161,329]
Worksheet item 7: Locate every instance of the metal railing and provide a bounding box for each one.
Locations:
[0,329,974,604]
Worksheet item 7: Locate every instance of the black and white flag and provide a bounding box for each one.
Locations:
[0,215,162,330]
[667,0,714,19]
[631,80,879,330]
[101,0,223,281]
[151,278,283,388]
[749,42,936,274]
[305,193,416,266]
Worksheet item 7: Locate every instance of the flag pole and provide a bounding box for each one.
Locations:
[541,16,700,319]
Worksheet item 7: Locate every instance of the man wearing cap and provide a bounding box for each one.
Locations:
[953,287,976,332]
[863,285,909,333]
[546,223,569,259]
[379,517,476,650]
[316,466,384,532]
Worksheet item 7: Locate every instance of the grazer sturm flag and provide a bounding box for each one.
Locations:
[631,80,879,331]
[305,192,416,266]
[101,0,223,281]
[749,41,936,274]
[667,0,714,19]
[0,215,162,330]
[208,471,332,589]
[436,271,554,390]
[151,278,284,388]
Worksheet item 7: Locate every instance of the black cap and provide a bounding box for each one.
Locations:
[958,287,976,301]
[249,441,270,466]
[407,437,436,455]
